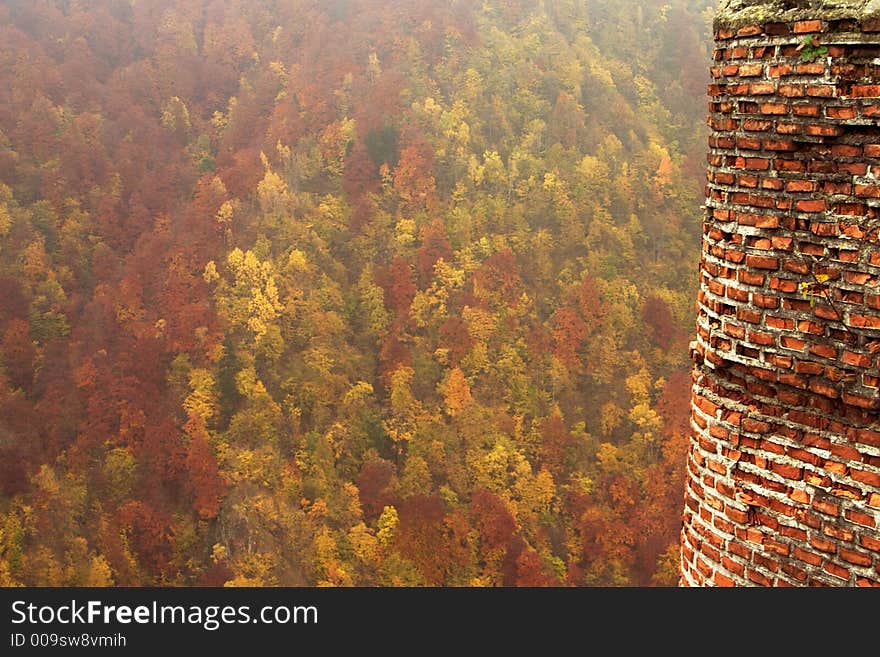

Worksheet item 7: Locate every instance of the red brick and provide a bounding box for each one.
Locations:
[782,564,807,582]
[839,548,873,567]
[735,137,761,151]
[737,308,763,324]
[806,85,835,98]
[738,270,765,286]
[788,448,820,467]
[848,428,880,449]
[721,556,745,577]
[771,462,803,480]
[824,562,850,581]
[725,506,749,524]
[779,526,807,543]
[831,144,862,158]
[840,162,867,175]
[739,64,763,77]
[775,159,806,172]
[746,255,778,270]
[810,535,837,553]
[843,393,880,410]
[845,509,876,529]
[811,498,839,517]
[793,547,823,566]
[850,469,880,487]
[765,65,790,79]
[795,63,825,76]
[745,157,770,170]
[764,140,797,151]
[850,314,880,329]
[793,104,821,117]
[810,222,838,237]
[780,336,807,353]
[808,344,837,359]
[749,82,775,95]
[852,85,880,98]
[855,184,880,198]
[861,535,880,551]
[830,443,863,461]
[823,524,854,542]
[808,379,839,399]
[806,124,841,137]
[777,84,803,97]
[743,118,772,131]
[747,569,773,586]
[796,199,827,213]
[786,180,816,193]
[813,304,841,320]
[827,106,857,119]
[776,123,801,135]
[760,103,787,115]
[752,294,778,310]
[737,25,763,37]
[794,20,822,34]
[714,571,736,587]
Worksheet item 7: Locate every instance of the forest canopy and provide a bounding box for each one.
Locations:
[0,0,712,587]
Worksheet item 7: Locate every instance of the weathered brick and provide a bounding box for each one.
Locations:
[761,102,787,115]
[690,21,880,589]
[806,85,834,98]
[768,64,793,77]
[851,85,880,98]
[793,546,823,566]
[796,199,827,213]
[850,469,880,487]
[746,255,779,270]
[811,498,839,517]
[827,106,857,119]
[823,561,850,581]
[736,24,763,37]
[839,548,873,567]
[794,20,823,33]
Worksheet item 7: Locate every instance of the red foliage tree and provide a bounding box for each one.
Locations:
[513,544,558,587]
[577,275,607,335]
[343,141,380,202]
[377,256,417,316]
[642,295,677,350]
[356,458,397,520]
[473,249,523,306]
[416,219,453,285]
[550,307,587,369]
[396,494,448,585]
[537,414,574,476]
[438,316,473,366]
[184,414,225,520]
[469,488,516,552]
[1,319,35,391]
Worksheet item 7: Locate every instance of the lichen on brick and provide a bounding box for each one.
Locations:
[715,0,880,31]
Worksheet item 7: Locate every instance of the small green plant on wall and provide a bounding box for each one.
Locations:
[798,35,828,63]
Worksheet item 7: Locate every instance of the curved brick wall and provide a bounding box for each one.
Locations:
[682,5,880,586]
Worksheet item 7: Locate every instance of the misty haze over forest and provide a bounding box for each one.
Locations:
[0,0,712,587]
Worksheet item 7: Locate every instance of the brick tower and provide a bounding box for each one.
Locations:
[682,0,880,586]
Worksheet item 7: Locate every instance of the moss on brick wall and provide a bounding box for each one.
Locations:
[715,1,880,31]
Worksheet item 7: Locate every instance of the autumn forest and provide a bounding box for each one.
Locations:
[0,0,713,587]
